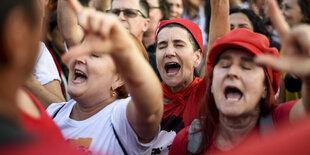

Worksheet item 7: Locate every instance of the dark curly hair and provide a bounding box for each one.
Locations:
[298,0,310,24]
[230,8,272,42]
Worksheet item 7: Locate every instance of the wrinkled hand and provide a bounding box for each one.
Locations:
[62,0,135,64]
[255,0,310,81]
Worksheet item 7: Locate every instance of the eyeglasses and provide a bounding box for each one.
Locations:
[106,9,147,18]
[149,6,160,10]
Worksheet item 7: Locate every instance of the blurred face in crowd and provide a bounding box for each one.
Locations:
[1,1,42,80]
[281,0,304,27]
[156,27,201,93]
[211,49,266,117]
[230,13,254,31]
[68,53,121,105]
[166,0,183,19]
[145,0,163,35]
[111,0,150,40]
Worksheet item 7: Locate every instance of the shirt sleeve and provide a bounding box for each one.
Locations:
[33,42,61,85]
[169,126,189,155]
[273,100,298,128]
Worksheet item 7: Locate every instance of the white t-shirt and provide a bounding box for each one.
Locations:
[33,42,61,85]
[47,97,161,155]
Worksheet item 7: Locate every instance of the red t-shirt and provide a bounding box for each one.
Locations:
[20,90,65,142]
[168,100,297,155]
[161,77,207,133]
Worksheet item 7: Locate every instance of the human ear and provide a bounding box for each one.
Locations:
[142,18,150,32]
[111,73,125,91]
[193,49,202,68]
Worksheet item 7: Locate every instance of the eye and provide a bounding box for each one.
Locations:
[157,43,167,49]
[175,44,184,48]
[124,10,138,18]
[241,62,254,70]
[230,25,235,30]
[218,59,231,68]
[90,53,100,58]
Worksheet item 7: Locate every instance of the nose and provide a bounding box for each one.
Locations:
[170,5,177,13]
[118,11,126,20]
[164,45,176,57]
[75,56,87,64]
[226,64,241,79]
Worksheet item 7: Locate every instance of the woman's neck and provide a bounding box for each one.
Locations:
[70,96,117,121]
[215,112,260,151]
[166,76,195,93]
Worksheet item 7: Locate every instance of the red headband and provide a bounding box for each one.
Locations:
[207,28,281,94]
[155,18,204,53]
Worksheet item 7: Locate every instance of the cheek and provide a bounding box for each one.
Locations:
[244,72,265,99]
[156,51,164,65]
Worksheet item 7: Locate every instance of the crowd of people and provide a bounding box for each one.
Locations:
[1,0,310,154]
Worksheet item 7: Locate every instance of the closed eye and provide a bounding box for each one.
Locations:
[218,59,232,68]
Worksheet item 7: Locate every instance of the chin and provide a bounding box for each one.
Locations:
[163,79,181,88]
[67,87,84,99]
[220,107,243,117]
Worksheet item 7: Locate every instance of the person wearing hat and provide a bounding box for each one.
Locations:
[168,25,310,154]
[146,18,205,154]
[168,0,310,154]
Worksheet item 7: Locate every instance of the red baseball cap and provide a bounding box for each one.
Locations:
[207,28,281,94]
[155,18,204,53]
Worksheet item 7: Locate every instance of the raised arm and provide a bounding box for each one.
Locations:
[255,0,310,122]
[57,0,84,47]
[207,0,230,52]
[63,0,163,142]
[199,0,230,77]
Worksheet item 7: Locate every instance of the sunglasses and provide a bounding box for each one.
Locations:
[106,9,146,18]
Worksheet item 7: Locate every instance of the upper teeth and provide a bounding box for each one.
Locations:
[75,70,85,76]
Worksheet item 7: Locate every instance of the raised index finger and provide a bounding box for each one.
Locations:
[66,0,83,14]
[268,0,290,41]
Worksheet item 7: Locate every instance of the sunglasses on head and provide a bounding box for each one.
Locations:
[106,9,146,18]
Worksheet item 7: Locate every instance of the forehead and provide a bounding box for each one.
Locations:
[157,26,190,42]
[166,0,182,4]
[219,49,254,59]
[230,13,251,25]
[147,0,159,6]
[112,0,140,9]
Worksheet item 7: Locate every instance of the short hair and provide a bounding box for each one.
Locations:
[156,23,199,52]
[0,0,38,66]
[159,0,170,20]
[139,0,150,18]
[298,0,310,24]
[111,0,150,18]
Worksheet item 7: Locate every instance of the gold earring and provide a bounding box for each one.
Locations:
[111,90,117,97]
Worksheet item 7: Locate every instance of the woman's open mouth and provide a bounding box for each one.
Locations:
[72,69,87,84]
[165,62,181,77]
[224,86,243,102]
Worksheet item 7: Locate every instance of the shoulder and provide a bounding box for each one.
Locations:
[46,100,73,117]
[169,126,189,155]
[273,100,299,126]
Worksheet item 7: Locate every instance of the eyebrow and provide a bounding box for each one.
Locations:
[173,40,186,44]
[158,41,167,46]
[241,56,254,63]
[218,55,231,60]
